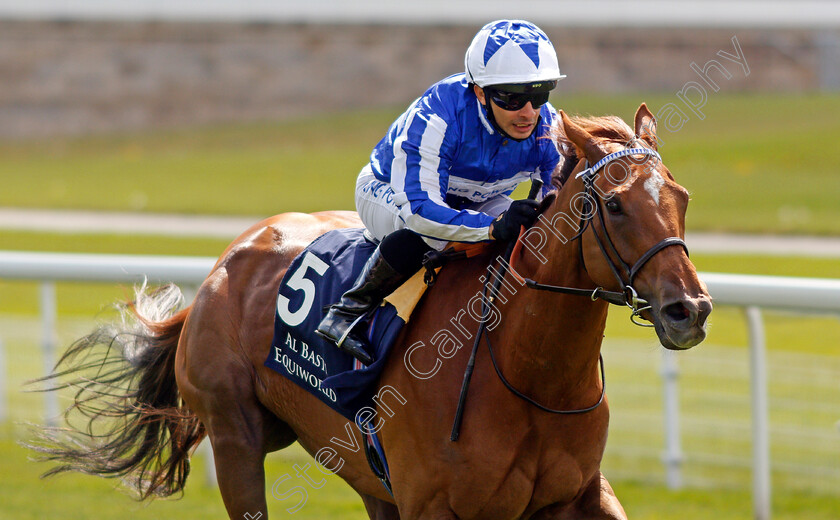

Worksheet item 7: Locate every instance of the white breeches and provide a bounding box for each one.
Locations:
[354,165,511,251]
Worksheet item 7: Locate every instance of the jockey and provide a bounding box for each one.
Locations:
[316,20,566,365]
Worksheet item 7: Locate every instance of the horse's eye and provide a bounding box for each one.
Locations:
[605,199,622,215]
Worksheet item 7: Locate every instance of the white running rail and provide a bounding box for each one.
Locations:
[2,250,839,519]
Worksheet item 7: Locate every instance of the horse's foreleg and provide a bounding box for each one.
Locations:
[361,494,401,520]
[553,472,628,520]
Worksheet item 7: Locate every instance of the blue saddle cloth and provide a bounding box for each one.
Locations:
[264,228,407,421]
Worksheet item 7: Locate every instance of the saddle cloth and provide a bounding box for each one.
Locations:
[264,227,428,421]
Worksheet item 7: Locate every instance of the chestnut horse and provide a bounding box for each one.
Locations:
[33,104,711,519]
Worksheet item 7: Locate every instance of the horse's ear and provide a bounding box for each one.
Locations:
[560,110,604,163]
[634,103,658,151]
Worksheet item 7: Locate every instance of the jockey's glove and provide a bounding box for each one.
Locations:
[491,199,540,242]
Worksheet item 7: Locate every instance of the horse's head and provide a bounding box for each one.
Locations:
[547,103,712,349]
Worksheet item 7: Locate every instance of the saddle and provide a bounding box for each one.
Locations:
[264,227,483,420]
[265,227,489,494]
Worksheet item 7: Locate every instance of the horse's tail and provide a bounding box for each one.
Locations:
[27,283,205,500]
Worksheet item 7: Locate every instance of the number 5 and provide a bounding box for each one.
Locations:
[277,252,330,327]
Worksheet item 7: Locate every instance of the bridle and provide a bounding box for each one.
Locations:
[450,145,690,440]
[521,146,688,326]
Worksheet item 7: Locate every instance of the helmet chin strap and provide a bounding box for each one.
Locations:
[482,92,539,142]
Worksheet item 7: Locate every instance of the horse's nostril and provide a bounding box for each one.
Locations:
[697,298,713,326]
[663,301,691,322]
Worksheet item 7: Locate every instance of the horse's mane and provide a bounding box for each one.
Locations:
[550,115,635,189]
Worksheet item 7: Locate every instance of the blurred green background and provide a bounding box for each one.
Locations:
[2,93,839,235]
[1,87,839,519]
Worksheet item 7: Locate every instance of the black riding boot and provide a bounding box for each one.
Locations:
[315,247,408,365]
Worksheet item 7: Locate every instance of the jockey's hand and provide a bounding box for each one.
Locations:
[490,199,540,242]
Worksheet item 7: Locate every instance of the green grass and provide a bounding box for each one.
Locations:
[0,434,366,520]
[2,94,839,517]
[611,480,840,520]
[0,110,393,215]
[2,93,840,234]
[561,92,840,234]
[2,278,837,519]
[0,230,230,256]
[692,253,840,279]
[4,431,837,520]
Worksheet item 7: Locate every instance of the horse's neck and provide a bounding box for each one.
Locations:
[493,185,608,403]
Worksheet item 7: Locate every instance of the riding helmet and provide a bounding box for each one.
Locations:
[464,20,565,91]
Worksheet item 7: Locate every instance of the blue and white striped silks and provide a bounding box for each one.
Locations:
[369,73,562,243]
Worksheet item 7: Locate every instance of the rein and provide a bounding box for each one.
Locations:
[450,147,689,441]
[518,147,688,325]
[450,237,607,441]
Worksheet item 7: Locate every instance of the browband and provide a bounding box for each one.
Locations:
[575,147,661,180]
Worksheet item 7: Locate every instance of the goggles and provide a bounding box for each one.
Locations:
[484,82,555,111]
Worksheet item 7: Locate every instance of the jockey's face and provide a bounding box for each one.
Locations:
[474,85,540,140]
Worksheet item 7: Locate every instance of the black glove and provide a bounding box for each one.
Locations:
[491,199,540,241]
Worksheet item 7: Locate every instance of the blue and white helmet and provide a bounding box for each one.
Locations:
[465,20,565,88]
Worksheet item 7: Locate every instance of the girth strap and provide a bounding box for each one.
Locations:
[357,415,394,497]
